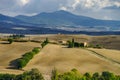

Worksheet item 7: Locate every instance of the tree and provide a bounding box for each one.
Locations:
[92,72,100,80]
[16,69,44,80]
[51,68,59,80]
[45,38,49,43]
[68,41,74,48]
[8,38,13,44]
[72,38,74,47]
[84,72,92,79]
[41,42,46,48]
[17,59,26,69]
[102,71,115,80]
[29,68,44,80]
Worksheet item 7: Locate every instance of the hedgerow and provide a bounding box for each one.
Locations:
[17,48,40,69]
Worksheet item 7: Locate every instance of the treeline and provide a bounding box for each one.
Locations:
[0,68,120,80]
[7,34,25,44]
[41,38,49,48]
[51,69,120,80]
[9,34,25,39]
[0,69,44,80]
[17,47,40,69]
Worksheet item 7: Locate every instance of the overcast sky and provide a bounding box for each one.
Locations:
[0,0,120,20]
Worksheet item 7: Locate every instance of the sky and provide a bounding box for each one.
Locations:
[0,0,120,20]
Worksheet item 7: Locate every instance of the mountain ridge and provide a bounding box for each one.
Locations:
[0,10,120,32]
[15,10,120,28]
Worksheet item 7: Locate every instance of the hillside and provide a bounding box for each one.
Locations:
[24,44,120,75]
[0,35,120,76]
[0,41,40,74]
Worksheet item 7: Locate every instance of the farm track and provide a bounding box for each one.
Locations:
[85,49,120,68]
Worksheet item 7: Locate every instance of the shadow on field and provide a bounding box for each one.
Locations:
[61,46,68,48]
[0,41,9,44]
[7,59,19,69]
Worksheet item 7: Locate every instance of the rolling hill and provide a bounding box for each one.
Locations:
[24,44,120,75]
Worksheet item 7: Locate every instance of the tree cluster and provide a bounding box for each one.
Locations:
[0,68,120,80]
[68,38,84,48]
[17,48,40,69]
[51,69,120,80]
[0,69,44,80]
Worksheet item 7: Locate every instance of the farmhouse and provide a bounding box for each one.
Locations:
[58,40,67,44]
[83,42,88,47]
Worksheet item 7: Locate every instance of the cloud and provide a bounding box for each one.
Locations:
[72,0,81,10]
[104,5,120,10]
[59,0,120,20]
[60,6,67,11]
[59,0,120,11]
[0,0,120,20]
[114,1,120,7]
[20,0,30,6]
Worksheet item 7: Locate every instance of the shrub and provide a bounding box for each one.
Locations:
[8,38,14,44]
[93,44,102,49]
[68,41,74,48]
[32,48,40,53]
[0,74,15,80]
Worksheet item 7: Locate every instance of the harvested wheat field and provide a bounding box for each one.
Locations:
[89,48,120,63]
[0,41,40,74]
[24,44,120,75]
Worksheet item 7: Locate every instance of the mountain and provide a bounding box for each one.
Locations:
[15,10,95,26]
[0,10,120,34]
[0,14,20,24]
[0,14,34,26]
[15,10,120,29]
[0,21,119,35]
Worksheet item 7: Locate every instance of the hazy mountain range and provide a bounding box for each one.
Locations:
[0,10,120,35]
